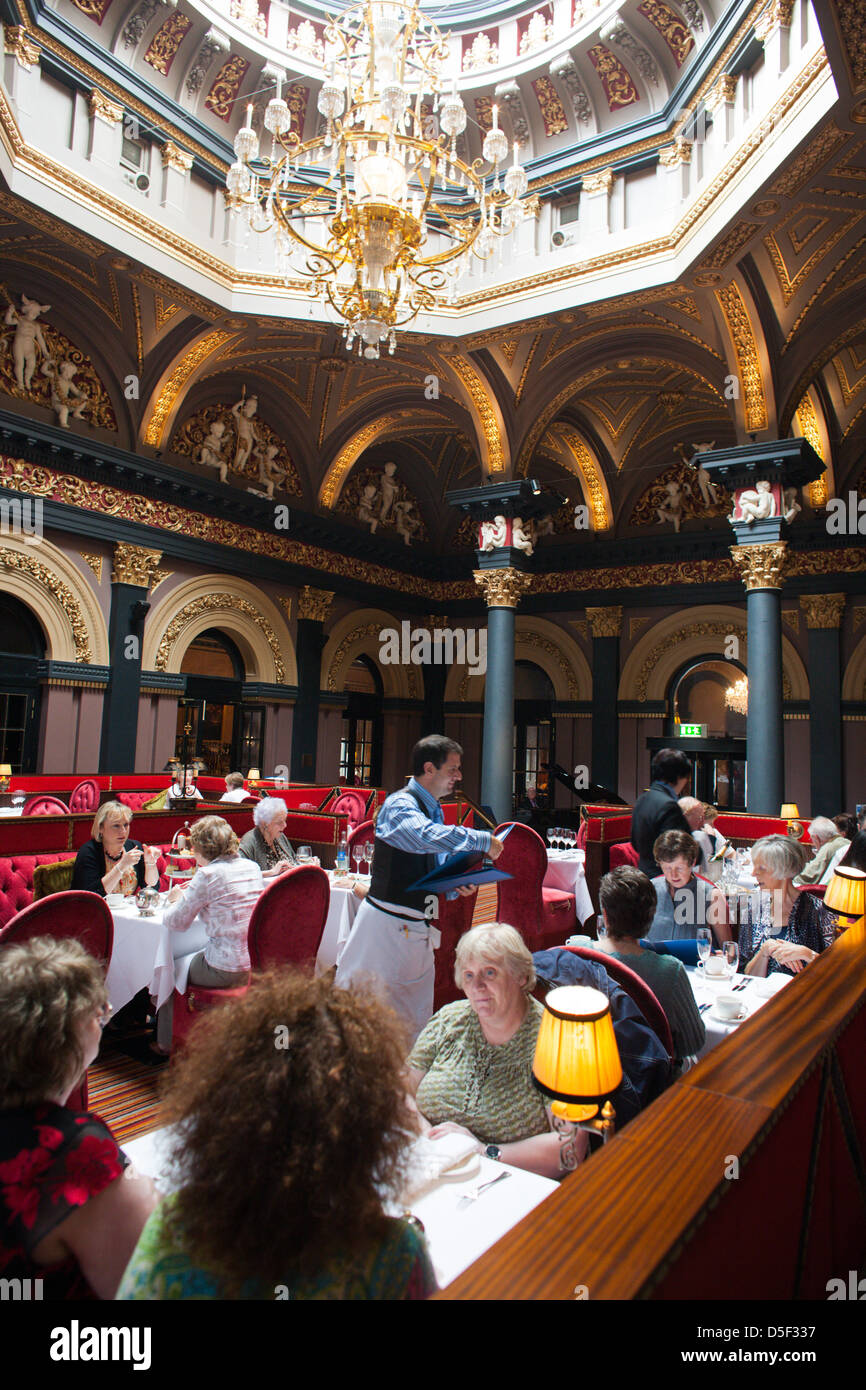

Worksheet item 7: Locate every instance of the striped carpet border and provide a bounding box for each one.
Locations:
[88,1048,163,1143]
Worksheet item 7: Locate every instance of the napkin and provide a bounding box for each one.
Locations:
[752,973,792,999]
[401,1132,481,1202]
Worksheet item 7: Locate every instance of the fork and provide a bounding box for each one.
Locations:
[457,1171,510,1208]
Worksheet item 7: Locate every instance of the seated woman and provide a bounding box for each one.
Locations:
[72,800,159,899]
[118,972,436,1300]
[157,816,264,1050]
[648,830,730,944]
[167,772,203,805]
[742,835,837,977]
[693,804,728,883]
[220,772,248,804]
[0,938,156,1298]
[238,798,296,878]
[596,866,704,1073]
[406,923,583,1179]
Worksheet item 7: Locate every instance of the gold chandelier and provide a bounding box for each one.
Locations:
[725,676,748,715]
[225,1,529,359]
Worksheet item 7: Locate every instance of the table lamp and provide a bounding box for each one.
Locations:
[532,985,622,1169]
[823,866,866,933]
[247,768,261,789]
[780,804,800,819]
[0,764,11,793]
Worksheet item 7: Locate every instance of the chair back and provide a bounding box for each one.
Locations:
[610,842,639,869]
[559,944,674,1060]
[494,821,546,944]
[248,864,330,970]
[0,890,113,967]
[22,795,70,817]
[347,819,375,861]
[330,790,368,826]
[171,984,250,1051]
[433,888,477,1012]
[69,779,100,813]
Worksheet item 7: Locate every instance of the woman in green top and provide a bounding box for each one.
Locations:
[406,923,586,1179]
[117,972,436,1301]
[596,866,705,1072]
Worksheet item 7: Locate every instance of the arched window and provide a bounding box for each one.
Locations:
[339,655,383,786]
[513,660,555,807]
[0,594,45,772]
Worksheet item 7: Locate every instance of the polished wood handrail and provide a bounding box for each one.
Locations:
[437,920,866,1300]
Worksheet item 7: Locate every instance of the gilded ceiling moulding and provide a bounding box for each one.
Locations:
[156,594,286,682]
[714,283,769,432]
[143,332,235,447]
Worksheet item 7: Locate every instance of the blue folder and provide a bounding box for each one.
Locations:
[408,849,512,894]
[640,938,700,966]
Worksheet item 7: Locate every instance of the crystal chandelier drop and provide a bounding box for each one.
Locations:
[725,676,748,715]
[225,1,529,359]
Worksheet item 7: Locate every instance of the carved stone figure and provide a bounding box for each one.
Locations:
[253,440,287,499]
[358,483,380,532]
[5,294,51,391]
[41,358,89,427]
[678,441,718,506]
[231,393,259,472]
[656,480,684,533]
[733,478,776,524]
[378,461,399,522]
[783,486,801,525]
[393,498,421,546]
[197,419,228,483]
[479,514,508,551]
[511,516,534,555]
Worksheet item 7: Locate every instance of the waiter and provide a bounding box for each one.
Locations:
[335,734,503,1041]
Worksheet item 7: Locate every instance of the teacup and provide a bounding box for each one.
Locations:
[715,993,744,1020]
[704,954,728,979]
[105,893,126,908]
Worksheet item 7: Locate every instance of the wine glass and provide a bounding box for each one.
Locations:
[564,830,575,853]
[696,927,712,974]
[546,829,555,853]
[722,940,740,979]
[363,841,374,876]
[352,842,363,876]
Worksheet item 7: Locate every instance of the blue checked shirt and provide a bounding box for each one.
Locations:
[375,778,492,892]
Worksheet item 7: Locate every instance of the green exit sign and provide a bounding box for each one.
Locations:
[678,724,707,738]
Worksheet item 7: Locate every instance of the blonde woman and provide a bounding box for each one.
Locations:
[72,800,159,898]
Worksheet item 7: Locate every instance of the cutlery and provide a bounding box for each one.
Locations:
[457,1171,510,1208]
[698,1002,711,1013]
[732,980,750,992]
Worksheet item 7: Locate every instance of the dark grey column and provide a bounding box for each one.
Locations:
[290,586,333,782]
[423,616,447,733]
[98,545,162,774]
[801,594,845,814]
[587,606,622,793]
[730,543,788,814]
[475,568,531,825]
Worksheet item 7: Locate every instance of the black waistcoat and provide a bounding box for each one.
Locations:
[369,788,438,911]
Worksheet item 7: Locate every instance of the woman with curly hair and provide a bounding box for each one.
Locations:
[117,972,437,1300]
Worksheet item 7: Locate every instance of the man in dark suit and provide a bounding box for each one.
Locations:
[630,749,693,878]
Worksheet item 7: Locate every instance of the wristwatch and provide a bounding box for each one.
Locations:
[485,1144,501,1161]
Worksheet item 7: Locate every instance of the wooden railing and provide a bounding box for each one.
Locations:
[437,918,866,1300]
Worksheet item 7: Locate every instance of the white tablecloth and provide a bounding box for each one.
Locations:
[686,966,792,1058]
[543,850,594,924]
[122,1127,557,1291]
[316,873,364,973]
[106,901,208,1012]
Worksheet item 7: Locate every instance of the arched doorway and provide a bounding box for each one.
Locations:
[0,594,45,772]
[661,658,748,810]
[175,629,260,777]
[514,660,555,807]
[339,655,383,786]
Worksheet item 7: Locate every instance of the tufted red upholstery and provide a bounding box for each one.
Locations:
[494,821,577,951]
[329,791,368,825]
[0,844,193,927]
[610,841,640,869]
[69,779,100,813]
[248,865,329,970]
[22,796,70,817]
[116,792,162,813]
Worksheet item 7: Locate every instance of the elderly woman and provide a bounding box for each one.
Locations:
[743,835,837,977]
[597,866,704,1073]
[238,798,296,877]
[406,923,580,1179]
[118,972,435,1300]
[648,829,730,944]
[220,772,248,804]
[72,800,159,899]
[0,938,156,1298]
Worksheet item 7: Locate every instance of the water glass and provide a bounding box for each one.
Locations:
[297,845,311,866]
[723,940,740,978]
[596,915,607,942]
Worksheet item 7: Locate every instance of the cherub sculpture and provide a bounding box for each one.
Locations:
[5,294,51,391]
[358,482,380,532]
[512,516,535,555]
[782,486,801,525]
[733,478,776,524]
[197,419,228,483]
[253,440,287,499]
[656,480,684,533]
[678,441,718,507]
[232,392,259,472]
[379,461,399,523]
[479,514,508,551]
[41,358,88,427]
[393,497,421,546]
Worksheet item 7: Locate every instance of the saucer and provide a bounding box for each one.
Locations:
[710,1001,749,1024]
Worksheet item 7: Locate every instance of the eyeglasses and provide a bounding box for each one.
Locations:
[97,1002,113,1029]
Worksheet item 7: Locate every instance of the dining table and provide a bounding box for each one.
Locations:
[121,1125,558,1292]
[543,848,595,925]
[105,896,208,1014]
[686,963,792,1059]
[315,870,365,973]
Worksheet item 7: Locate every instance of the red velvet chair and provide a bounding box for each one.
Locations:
[248,864,330,970]
[347,819,375,864]
[171,982,251,1051]
[433,888,477,1013]
[69,779,100,814]
[610,842,639,869]
[559,943,674,1062]
[494,821,577,951]
[22,795,70,817]
[330,790,368,827]
[0,890,113,966]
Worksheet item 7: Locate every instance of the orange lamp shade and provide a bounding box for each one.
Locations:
[532,986,622,1117]
[0,764,11,776]
[247,768,261,781]
[823,866,866,922]
[780,804,800,819]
